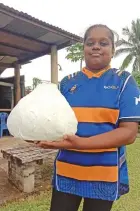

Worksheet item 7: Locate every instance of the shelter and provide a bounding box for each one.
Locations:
[0,3,82,107]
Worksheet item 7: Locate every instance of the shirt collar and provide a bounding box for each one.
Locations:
[82,65,111,78]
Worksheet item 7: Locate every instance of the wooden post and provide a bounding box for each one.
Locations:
[11,86,14,109]
[14,64,21,105]
[51,45,58,84]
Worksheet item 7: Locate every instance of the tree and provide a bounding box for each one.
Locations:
[115,19,140,71]
[25,86,32,95]
[66,42,84,71]
[25,77,42,95]
[132,71,140,87]
[32,77,42,89]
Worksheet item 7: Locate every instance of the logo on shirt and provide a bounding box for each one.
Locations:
[135,95,140,105]
[70,85,77,93]
[104,85,119,90]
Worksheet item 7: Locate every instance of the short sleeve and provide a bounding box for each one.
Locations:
[119,75,140,122]
[59,76,68,95]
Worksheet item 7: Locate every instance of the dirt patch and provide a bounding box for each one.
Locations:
[0,161,54,205]
[0,167,23,205]
[0,137,55,206]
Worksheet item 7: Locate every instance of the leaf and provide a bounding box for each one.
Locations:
[66,42,84,63]
[32,77,42,89]
[132,69,140,86]
[114,48,133,57]
[132,59,139,72]
[113,30,120,43]
[122,27,131,36]
[120,53,134,70]
[115,39,133,48]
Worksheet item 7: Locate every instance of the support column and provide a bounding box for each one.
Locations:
[51,45,58,85]
[14,64,21,105]
[11,86,14,109]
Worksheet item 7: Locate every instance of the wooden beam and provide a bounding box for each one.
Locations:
[14,64,21,105]
[51,45,58,85]
[0,109,11,112]
[0,81,13,87]
[0,44,34,58]
[0,29,50,50]
[0,42,39,54]
[17,40,78,65]
[0,62,14,68]
[57,40,74,50]
[0,60,31,68]
[17,48,49,65]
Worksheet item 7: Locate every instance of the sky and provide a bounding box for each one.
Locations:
[0,0,140,86]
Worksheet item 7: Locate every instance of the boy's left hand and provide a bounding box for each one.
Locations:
[36,135,88,150]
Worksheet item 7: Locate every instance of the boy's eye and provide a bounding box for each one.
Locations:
[86,41,109,47]
[86,42,94,47]
[100,42,109,46]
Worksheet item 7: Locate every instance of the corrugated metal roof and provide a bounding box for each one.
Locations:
[0,3,82,41]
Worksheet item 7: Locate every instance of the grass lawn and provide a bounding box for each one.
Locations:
[1,138,140,211]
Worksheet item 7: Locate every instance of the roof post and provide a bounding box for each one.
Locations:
[51,45,58,85]
[14,64,21,105]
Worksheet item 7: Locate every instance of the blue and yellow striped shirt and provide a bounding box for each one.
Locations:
[52,67,140,201]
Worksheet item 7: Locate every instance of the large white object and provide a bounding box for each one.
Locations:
[7,83,78,141]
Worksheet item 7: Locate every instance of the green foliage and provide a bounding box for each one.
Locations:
[132,71,140,87]
[66,42,84,70]
[25,77,42,94]
[25,86,32,94]
[115,19,140,71]
[32,77,42,90]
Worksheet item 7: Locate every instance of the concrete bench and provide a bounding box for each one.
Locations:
[1,145,57,193]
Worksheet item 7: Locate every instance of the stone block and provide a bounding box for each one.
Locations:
[23,166,35,177]
[23,174,35,193]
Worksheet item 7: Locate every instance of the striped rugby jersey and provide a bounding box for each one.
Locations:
[52,67,140,201]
